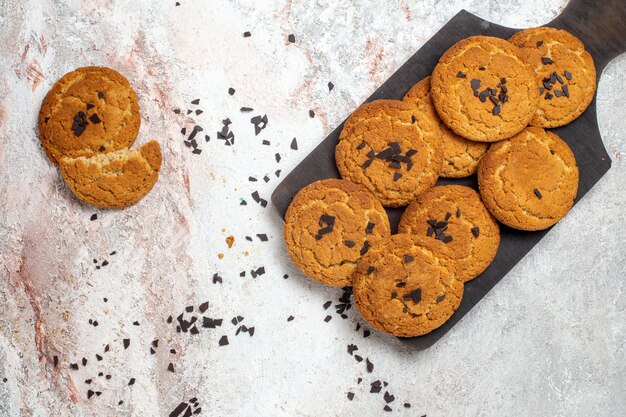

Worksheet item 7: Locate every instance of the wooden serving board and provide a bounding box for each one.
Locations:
[271,0,626,349]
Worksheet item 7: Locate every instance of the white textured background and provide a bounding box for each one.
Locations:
[0,0,625,416]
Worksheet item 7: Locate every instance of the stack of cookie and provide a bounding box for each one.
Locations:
[284,28,594,338]
[39,66,162,208]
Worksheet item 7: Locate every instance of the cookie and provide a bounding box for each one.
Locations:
[352,234,464,338]
[508,27,596,128]
[398,185,500,282]
[283,179,391,288]
[403,76,489,178]
[39,66,141,163]
[431,36,540,142]
[335,100,443,207]
[478,127,578,231]
[59,140,162,208]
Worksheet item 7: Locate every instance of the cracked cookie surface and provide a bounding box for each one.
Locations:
[59,140,162,208]
[431,36,539,142]
[353,234,464,337]
[509,27,596,128]
[335,100,442,207]
[404,76,488,178]
[39,66,141,163]
[284,179,391,287]
[398,185,500,282]
[478,127,578,230]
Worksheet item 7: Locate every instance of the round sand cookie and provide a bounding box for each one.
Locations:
[508,27,596,128]
[403,76,489,178]
[353,234,464,337]
[335,100,442,207]
[59,140,162,208]
[39,66,141,163]
[478,127,578,231]
[284,179,391,288]
[431,36,540,142]
[398,185,499,282]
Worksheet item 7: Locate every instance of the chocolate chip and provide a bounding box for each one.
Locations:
[360,241,371,255]
[123,338,130,349]
[562,85,569,97]
[365,222,375,234]
[98,146,105,152]
[288,34,295,43]
[456,208,461,218]
[89,113,101,124]
[542,57,554,65]
[404,255,414,263]
[478,66,486,71]
[534,188,543,199]
[396,282,406,288]
[564,70,572,81]
[492,105,501,116]
[470,79,481,91]
[366,358,374,372]
[456,71,466,78]
[409,288,422,304]
[362,159,372,169]
[98,92,105,99]
[536,40,544,47]
[243,31,251,37]
[436,294,445,303]
[344,240,355,248]
[309,109,315,118]
[356,141,366,150]
[367,266,375,274]
[393,173,402,182]
[290,138,298,150]
[218,335,229,346]
[228,87,235,96]
[71,111,88,137]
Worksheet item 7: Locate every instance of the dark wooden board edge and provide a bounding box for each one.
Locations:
[271,3,624,349]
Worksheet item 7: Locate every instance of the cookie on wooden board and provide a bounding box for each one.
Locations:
[431,36,540,142]
[477,127,579,231]
[403,76,488,178]
[509,27,596,128]
[398,185,499,282]
[59,140,162,208]
[283,179,391,288]
[39,66,141,163]
[335,99,443,207]
[353,234,464,338]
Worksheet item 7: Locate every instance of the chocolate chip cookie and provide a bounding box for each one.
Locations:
[39,66,140,163]
[353,234,464,337]
[335,100,443,207]
[431,36,540,142]
[478,127,579,230]
[283,179,391,287]
[403,76,489,177]
[509,27,596,128]
[398,185,500,282]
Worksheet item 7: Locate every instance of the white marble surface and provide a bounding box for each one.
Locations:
[0,0,625,416]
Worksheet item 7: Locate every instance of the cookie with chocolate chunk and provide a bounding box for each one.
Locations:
[403,76,489,178]
[398,185,499,282]
[431,36,539,142]
[59,140,162,208]
[39,66,141,163]
[477,127,579,230]
[335,100,443,207]
[283,179,391,287]
[353,234,464,337]
[509,27,596,127]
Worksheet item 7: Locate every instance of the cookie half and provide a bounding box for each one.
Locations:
[335,100,443,207]
[39,66,141,163]
[284,179,391,287]
[509,27,596,128]
[478,127,578,231]
[431,36,540,142]
[403,76,489,178]
[59,140,162,208]
[353,234,464,337]
[398,185,500,282]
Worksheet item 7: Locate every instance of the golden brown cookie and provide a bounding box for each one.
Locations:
[431,36,540,142]
[39,66,140,163]
[353,234,464,337]
[335,100,443,207]
[59,140,162,208]
[508,27,596,128]
[284,179,391,288]
[478,127,578,231]
[403,76,489,178]
[398,185,500,282]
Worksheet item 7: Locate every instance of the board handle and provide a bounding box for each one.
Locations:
[550,0,626,68]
